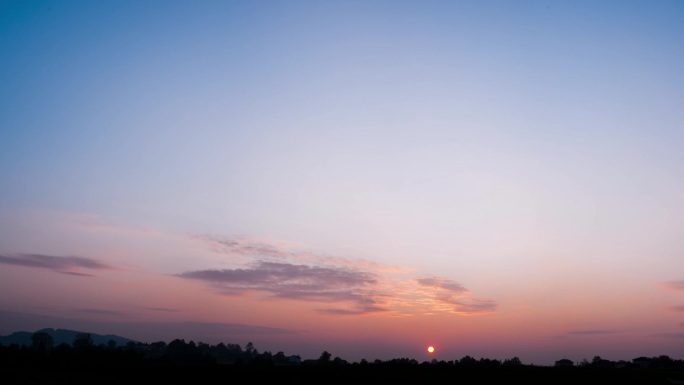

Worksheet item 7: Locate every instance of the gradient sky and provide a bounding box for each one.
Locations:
[1,0,684,365]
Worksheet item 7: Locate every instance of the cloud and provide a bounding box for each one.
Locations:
[190,236,496,316]
[567,330,615,335]
[179,261,376,288]
[548,330,619,339]
[144,307,178,313]
[318,306,388,315]
[59,271,96,277]
[197,235,284,258]
[669,305,684,312]
[414,276,496,315]
[193,235,407,272]
[318,301,388,316]
[416,277,469,293]
[178,261,388,315]
[662,281,684,291]
[0,253,112,273]
[437,296,498,315]
[77,309,127,316]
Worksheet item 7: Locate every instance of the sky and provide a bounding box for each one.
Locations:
[1,0,683,365]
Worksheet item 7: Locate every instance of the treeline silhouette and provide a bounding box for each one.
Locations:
[2,331,683,384]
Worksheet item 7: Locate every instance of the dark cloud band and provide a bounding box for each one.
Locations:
[0,253,111,272]
[178,261,387,315]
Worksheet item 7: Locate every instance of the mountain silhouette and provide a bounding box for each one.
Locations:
[0,328,135,347]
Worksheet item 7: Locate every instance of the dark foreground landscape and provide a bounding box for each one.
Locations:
[2,330,683,384]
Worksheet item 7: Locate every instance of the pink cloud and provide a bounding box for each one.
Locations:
[415,276,497,315]
[437,295,498,315]
[187,236,497,317]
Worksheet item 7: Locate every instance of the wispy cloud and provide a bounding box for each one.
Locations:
[567,330,616,335]
[549,330,619,339]
[319,305,387,316]
[662,281,684,291]
[415,276,497,315]
[0,253,112,274]
[155,321,295,336]
[59,271,96,277]
[669,305,684,312]
[437,296,498,315]
[416,277,469,293]
[196,235,283,259]
[178,261,388,315]
[77,309,126,316]
[193,235,407,272]
[317,295,389,315]
[144,307,178,313]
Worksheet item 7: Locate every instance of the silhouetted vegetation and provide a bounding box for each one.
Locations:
[0,330,683,384]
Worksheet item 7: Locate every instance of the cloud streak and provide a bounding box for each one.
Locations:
[416,277,469,293]
[178,261,388,315]
[77,309,127,316]
[144,307,178,313]
[194,235,407,272]
[0,253,112,274]
[437,296,498,315]
[567,330,616,335]
[415,276,497,315]
[59,271,96,277]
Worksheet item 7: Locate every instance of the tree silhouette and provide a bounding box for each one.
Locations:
[503,357,522,366]
[31,331,53,353]
[459,355,478,367]
[107,339,117,350]
[318,350,332,365]
[73,332,93,350]
[555,358,574,367]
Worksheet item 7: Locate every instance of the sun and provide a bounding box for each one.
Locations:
[427,346,435,353]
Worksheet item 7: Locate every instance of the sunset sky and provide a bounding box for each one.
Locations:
[1,0,683,365]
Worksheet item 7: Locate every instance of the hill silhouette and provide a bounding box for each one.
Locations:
[0,328,134,347]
